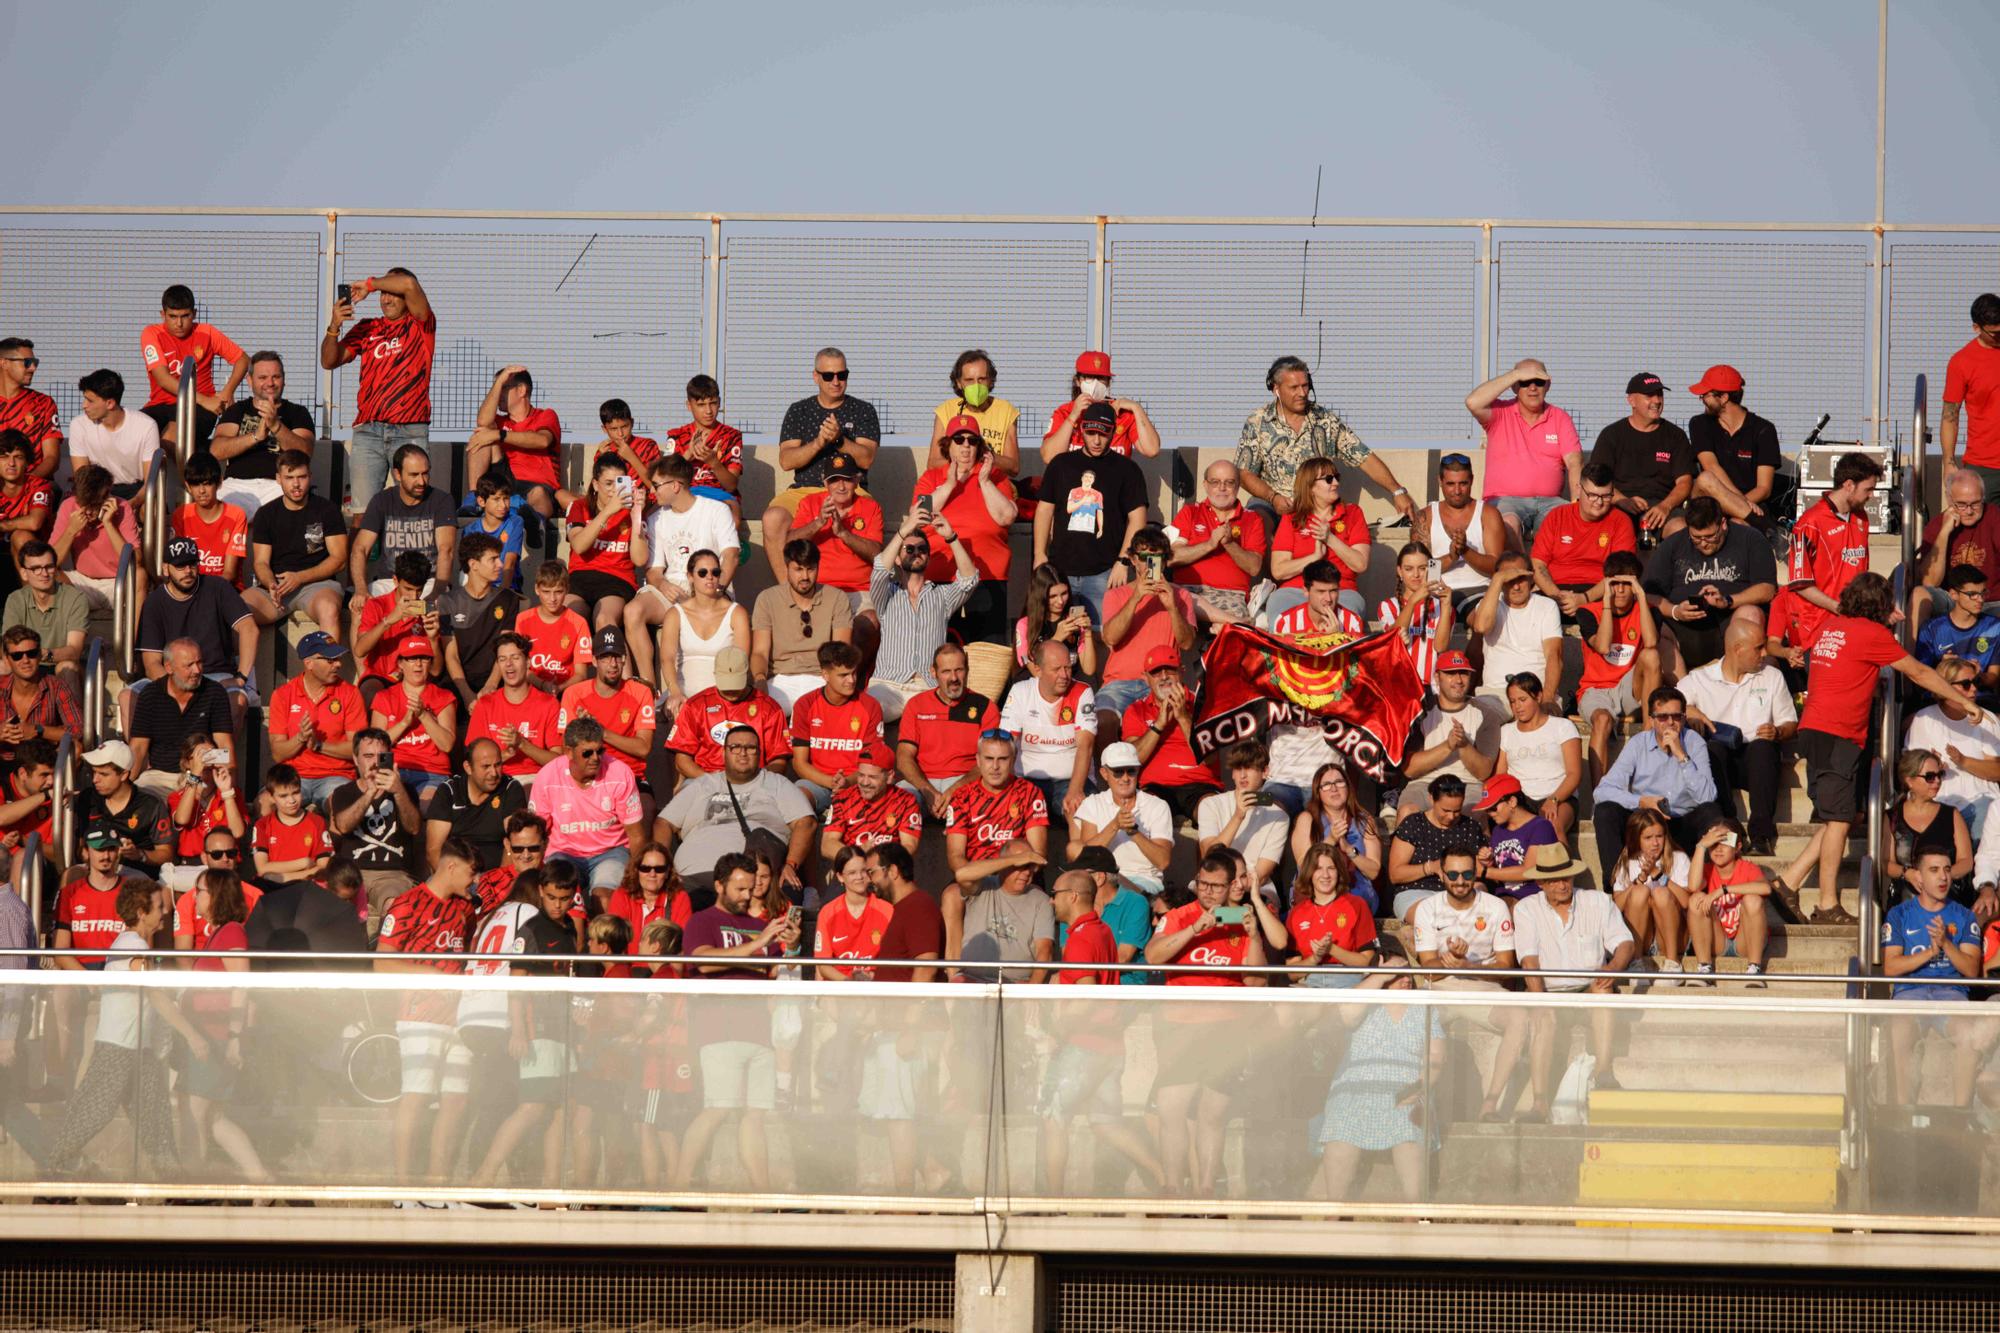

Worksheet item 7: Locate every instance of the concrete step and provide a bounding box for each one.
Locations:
[1606,1056,1845,1096]
[1587,1089,1845,1131]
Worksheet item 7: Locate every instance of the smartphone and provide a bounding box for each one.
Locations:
[1427,557,1442,584]
[1211,905,1248,926]
[915,495,935,521]
[785,906,802,927]
[1143,552,1166,581]
[336,283,351,303]
[613,474,636,504]
[1246,793,1277,808]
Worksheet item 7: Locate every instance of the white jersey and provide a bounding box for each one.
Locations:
[457,901,539,1032]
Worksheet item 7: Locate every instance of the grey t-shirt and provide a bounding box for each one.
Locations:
[960,886,1056,981]
[360,486,458,578]
[2,585,90,659]
[663,770,811,875]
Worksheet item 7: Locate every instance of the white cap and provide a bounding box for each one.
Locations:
[83,740,132,770]
[1101,741,1142,770]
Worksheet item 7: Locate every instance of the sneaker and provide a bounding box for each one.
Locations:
[1747,835,1778,858]
[1689,963,1716,988]
[1653,957,1681,989]
[1743,963,1768,988]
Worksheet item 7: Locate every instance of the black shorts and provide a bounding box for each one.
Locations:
[1668,615,1729,670]
[568,570,637,605]
[1798,727,1865,824]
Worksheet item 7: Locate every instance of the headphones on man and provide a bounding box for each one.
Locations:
[1266,355,1315,402]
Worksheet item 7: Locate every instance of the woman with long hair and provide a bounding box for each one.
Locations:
[925,349,1020,475]
[1314,940,1444,1204]
[1883,747,1975,904]
[913,421,1018,645]
[608,847,690,950]
[1286,842,1379,988]
[1266,457,1369,625]
[1493,671,1582,842]
[1289,761,1383,913]
[1609,808,1689,978]
[1015,562,1100,676]
[657,547,749,720]
[564,453,650,632]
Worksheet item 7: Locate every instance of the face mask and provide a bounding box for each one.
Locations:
[1079,378,1109,401]
[961,383,992,409]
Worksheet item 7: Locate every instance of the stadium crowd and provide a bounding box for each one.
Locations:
[2,280,2000,1201]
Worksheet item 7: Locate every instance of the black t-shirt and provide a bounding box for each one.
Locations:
[359,486,458,579]
[1688,411,1781,499]
[137,576,251,671]
[1037,448,1147,576]
[778,395,881,489]
[214,398,315,481]
[1390,813,1485,901]
[131,677,234,774]
[250,492,345,577]
[1642,521,1778,622]
[427,775,526,872]
[83,787,173,857]
[1588,419,1695,508]
[436,582,521,688]
[329,781,414,872]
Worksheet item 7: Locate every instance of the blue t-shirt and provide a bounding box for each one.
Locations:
[461,514,527,591]
[1055,887,1155,985]
[1914,612,2000,671]
[1884,896,1979,998]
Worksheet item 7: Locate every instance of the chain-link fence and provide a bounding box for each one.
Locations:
[3,210,2000,451]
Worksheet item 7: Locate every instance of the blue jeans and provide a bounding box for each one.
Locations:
[397,768,449,799]
[1068,569,1112,627]
[549,846,632,893]
[1029,774,1091,827]
[349,422,431,514]
[1093,676,1151,716]
[301,775,348,809]
[1263,782,1308,818]
[1490,494,1563,542]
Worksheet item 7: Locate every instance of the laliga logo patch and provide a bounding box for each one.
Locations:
[1268,636,1361,710]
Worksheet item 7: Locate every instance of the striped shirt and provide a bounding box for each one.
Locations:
[870,555,979,685]
[1377,594,1444,688]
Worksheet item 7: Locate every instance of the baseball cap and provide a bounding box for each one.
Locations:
[1471,774,1524,812]
[824,454,863,481]
[1078,401,1118,432]
[1688,364,1745,396]
[394,635,433,660]
[1434,650,1474,675]
[297,631,347,661]
[942,413,983,439]
[1074,350,1113,379]
[83,739,132,770]
[164,537,201,567]
[1625,372,1666,396]
[1101,741,1142,770]
[858,743,896,769]
[82,824,122,850]
[1070,846,1119,876]
[594,626,629,660]
[713,646,749,691]
[1143,645,1181,674]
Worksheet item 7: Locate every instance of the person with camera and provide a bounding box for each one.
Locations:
[1198,742,1289,900]
[866,504,978,724]
[328,729,422,931]
[323,269,437,517]
[1068,742,1175,901]
[1096,526,1197,728]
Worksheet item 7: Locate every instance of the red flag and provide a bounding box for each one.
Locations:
[1190,623,1426,781]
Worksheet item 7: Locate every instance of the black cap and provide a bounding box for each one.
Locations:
[594,626,628,659]
[824,454,863,480]
[1071,846,1119,876]
[164,537,201,567]
[1625,372,1666,396]
[1078,401,1119,432]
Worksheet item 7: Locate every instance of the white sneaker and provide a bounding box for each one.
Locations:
[1652,957,1681,988]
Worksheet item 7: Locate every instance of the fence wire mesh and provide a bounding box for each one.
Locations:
[339,229,706,437]
[1496,238,1872,451]
[720,234,1092,441]
[1890,241,2000,432]
[0,227,322,424]
[1107,235,1478,446]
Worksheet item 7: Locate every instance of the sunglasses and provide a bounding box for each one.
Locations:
[979,728,1013,743]
[1515,378,1549,389]
[692,567,722,578]
[3,357,38,368]
[818,370,850,382]
[205,847,241,860]
[7,650,37,661]
[949,433,981,446]
[639,863,670,875]
[1441,869,1477,881]
[799,610,812,634]
[574,746,604,759]
[509,842,545,854]
[1915,770,1945,782]
[1107,766,1140,778]
[1441,452,1472,469]
[1652,712,1685,722]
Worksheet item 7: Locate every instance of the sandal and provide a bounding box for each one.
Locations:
[1811,902,1858,926]
[1768,875,1804,923]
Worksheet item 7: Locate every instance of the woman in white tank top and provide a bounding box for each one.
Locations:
[657,549,751,717]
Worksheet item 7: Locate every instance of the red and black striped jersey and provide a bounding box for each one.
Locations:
[944,776,1048,862]
[0,478,54,538]
[339,310,437,426]
[827,784,922,850]
[380,881,474,1022]
[0,388,61,471]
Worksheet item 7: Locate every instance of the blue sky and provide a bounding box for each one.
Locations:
[6,0,1996,223]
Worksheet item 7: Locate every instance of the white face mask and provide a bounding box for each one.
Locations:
[1078,378,1109,401]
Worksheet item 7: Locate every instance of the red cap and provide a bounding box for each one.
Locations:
[942,413,983,439]
[858,743,896,769]
[395,635,434,660]
[1074,350,1113,379]
[1471,774,1524,812]
[1434,650,1473,675]
[1143,645,1181,674]
[1688,364,1745,396]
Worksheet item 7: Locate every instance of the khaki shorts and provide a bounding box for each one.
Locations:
[769,485,872,518]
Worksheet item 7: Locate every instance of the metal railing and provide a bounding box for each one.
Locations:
[47,736,73,877]
[108,544,135,680]
[17,834,43,943]
[78,638,104,752]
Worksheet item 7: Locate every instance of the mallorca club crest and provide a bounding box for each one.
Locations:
[1268,628,1362,711]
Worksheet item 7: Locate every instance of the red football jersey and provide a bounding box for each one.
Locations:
[468,686,563,776]
[813,893,894,978]
[0,387,63,468]
[565,498,638,587]
[170,502,249,583]
[55,880,124,963]
[557,679,656,777]
[339,310,438,426]
[372,682,458,775]
[1787,495,1871,643]
[175,789,246,861]
[791,490,883,592]
[592,435,663,475]
[379,882,475,1022]
[1158,900,1250,990]
[499,406,564,487]
[664,422,745,489]
[1123,692,1220,790]
[141,321,246,407]
[267,677,365,780]
[253,811,332,874]
[945,776,1049,862]
[790,688,885,777]
[513,607,594,686]
[827,784,923,850]
[898,688,997,781]
[665,686,788,771]
[0,478,54,541]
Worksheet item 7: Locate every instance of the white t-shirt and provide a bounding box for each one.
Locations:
[1412,889,1515,965]
[1611,849,1691,894]
[457,901,541,1031]
[646,495,738,591]
[1073,789,1173,883]
[1480,594,1561,691]
[999,679,1098,782]
[1195,790,1289,875]
[1265,722,1333,788]
[1905,705,2000,812]
[1499,717,1574,802]
[70,410,162,485]
[1676,661,1798,734]
[98,929,152,1051]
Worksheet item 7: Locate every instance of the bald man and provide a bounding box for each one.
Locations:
[1676,617,1799,857]
[1466,358,1583,551]
[1169,459,1263,624]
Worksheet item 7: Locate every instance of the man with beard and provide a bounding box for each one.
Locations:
[866,505,977,722]
[350,443,457,596]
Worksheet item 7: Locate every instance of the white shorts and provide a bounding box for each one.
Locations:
[858,1032,925,1122]
[637,579,691,609]
[699,1040,776,1111]
[68,573,114,613]
[396,1020,473,1097]
[866,676,930,725]
[766,674,825,714]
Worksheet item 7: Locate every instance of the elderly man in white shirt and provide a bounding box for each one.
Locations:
[1677,618,1800,857]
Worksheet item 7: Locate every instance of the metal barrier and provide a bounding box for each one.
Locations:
[140,435,167,576]
[78,638,104,752]
[108,545,135,680]
[16,833,42,944]
[48,736,73,875]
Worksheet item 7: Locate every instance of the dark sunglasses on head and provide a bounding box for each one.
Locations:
[1516,378,1549,389]
[818,370,850,382]
[1441,452,1472,469]
[979,728,1013,743]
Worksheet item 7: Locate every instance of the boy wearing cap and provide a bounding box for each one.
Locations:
[1688,365,1783,525]
[1040,350,1160,463]
[77,741,173,873]
[1068,742,1174,899]
[1586,374,1696,540]
[1123,646,1220,826]
[664,645,789,783]
[267,632,366,808]
[761,348,881,585]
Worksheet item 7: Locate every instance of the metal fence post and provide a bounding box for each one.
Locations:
[1477,222,1494,385]
[1092,216,1108,352]
[322,211,339,438]
[706,216,722,381]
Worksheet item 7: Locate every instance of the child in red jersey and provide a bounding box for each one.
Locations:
[514,560,594,693]
[251,763,331,885]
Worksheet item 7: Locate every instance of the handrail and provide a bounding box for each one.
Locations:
[173,355,197,473]
[1903,373,1926,651]
[79,637,104,751]
[49,735,73,876]
[110,544,136,679]
[17,832,43,944]
[141,434,168,575]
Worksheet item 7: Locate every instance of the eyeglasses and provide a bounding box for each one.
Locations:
[1441,869,1477,881]
[1915,770,1945,782]
[7,650,37,661]
[1955,587,1988,599]
[1441,452,1472,469]
[2,357,38,368]
[574,746,604,758]
[19,564,52,575]
[817,370,850,382]
[205,847,240,860]
[692,567,722,578]
[1515,378,1549,389]
[509,842,545,854]
[1317,781,1343,792]
[638,863,669,875]
[724,742,761,753]
[1651,711,1685,722]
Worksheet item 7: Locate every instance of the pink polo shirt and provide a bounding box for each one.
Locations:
[1481,399,1581,500]
[529,756,641,859]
